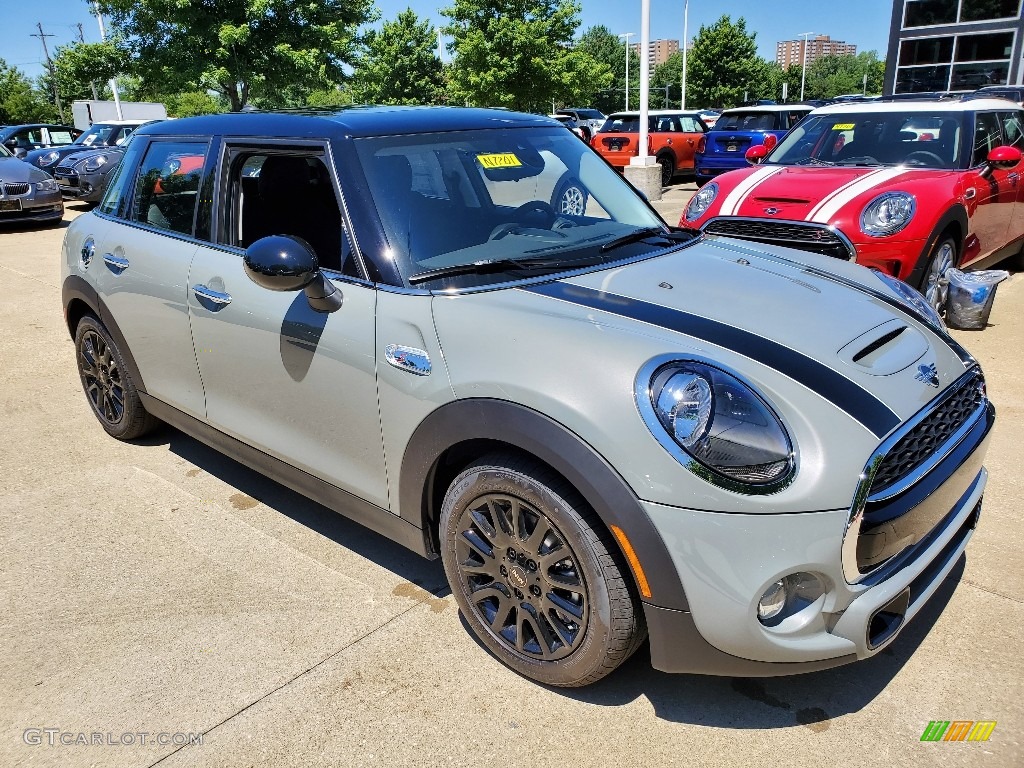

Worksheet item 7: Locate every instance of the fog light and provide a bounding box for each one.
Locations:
[757,572,826,627]
[757,579,787,620]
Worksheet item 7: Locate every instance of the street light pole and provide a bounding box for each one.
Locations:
[92,1,123,119]
[681,0,689,109]
[799,31,816,102]
[637,0,650,160]
[619,32,634,111]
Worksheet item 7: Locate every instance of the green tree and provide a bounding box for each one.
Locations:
[52,40,128,103]
[576,24,640,113]
[352,9,445,105]
[804,52,886,100]
[0,59,57,123]
[163,91,227,117]
[93,0,377,111]
[442,0,610,113]
[686,15,771,109]
[652,52,683,108]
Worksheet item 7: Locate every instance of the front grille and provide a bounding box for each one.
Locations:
[3,183,31,196]
[869,371,985,496]
[703,218,853,260]
[54,166,75,175]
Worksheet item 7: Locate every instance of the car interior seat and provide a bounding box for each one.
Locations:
[250,155,342,271]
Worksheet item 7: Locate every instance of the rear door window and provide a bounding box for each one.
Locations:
[129,141,209,236]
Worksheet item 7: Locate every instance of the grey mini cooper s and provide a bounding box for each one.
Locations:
[62,108,994,687]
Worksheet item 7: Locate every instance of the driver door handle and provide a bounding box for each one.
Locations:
[192,284,232,306]
[102,253,129,271]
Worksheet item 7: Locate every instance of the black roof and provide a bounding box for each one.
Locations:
[136,106,557,139]
[0,123,77,132]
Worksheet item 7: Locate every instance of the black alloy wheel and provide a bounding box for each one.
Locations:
[75,315,158,439]
[440,454,645,687]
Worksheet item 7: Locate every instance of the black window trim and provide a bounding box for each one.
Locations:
[212,136,372,284]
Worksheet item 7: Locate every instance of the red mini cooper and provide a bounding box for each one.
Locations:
[681,99,1024,311]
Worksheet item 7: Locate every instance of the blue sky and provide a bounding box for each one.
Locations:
[3,0,893,79]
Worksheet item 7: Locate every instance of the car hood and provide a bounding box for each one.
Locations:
[61,147,124,166]
[0,156,50,183]
[706,164,959,224]
[437,239,970,440]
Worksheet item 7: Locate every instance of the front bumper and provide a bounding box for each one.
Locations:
[0,190,63,225]
[641,399,993,675]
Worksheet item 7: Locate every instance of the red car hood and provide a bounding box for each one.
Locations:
[706,165,958,225]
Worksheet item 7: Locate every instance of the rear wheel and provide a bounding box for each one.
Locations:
[658,156,674,186]
[75,315,159,440]
[440,454,645,687]
[919,236,956,314]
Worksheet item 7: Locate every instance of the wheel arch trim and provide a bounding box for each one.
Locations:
[399,398,689,611]
[908,205,967,288]
[62,274,148,394]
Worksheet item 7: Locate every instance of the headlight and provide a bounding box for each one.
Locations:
[82,155,109,172]
[641,360,795,490]
[38,151,61,167]
[684,182,718,222]
[860,191,915,237]
[873,270,945,330]
[35,179,57,192]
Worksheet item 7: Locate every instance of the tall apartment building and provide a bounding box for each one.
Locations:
[630,39,680,68]
[884,0,1024,94]
[776,35,858,69]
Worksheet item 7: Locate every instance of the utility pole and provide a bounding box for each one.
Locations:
[799,32,817,102]
[76,23,100,100]
[32,22,65,123]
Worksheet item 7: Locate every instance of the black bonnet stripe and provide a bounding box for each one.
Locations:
[523,281,900,438]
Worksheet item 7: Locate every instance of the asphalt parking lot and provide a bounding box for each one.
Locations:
[1,196,1022,768]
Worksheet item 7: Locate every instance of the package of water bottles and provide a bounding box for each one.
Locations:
[944,268,1010,330]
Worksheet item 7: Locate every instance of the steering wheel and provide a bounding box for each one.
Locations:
[904,150,945,168]
[488,200,559,241]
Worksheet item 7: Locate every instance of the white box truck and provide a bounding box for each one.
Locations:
[71,100,167,130]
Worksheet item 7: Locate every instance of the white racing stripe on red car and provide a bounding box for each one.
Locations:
[717,165,784,216]
[806,168,909,224]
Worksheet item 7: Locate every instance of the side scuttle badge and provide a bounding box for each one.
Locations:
[384,344,431,376]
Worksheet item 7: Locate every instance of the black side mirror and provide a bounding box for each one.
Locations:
[243,235,343,313]
[3,138,16,148]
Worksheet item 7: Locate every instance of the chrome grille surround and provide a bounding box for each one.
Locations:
[841,366,990,584]
[702,217,856,261]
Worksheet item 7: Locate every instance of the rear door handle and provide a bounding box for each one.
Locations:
[192,284,233,307]
[102,253,129,271]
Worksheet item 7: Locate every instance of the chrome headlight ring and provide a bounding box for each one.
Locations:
[684,182,719,222]
[635,354,797,494]
[860,191,915,237]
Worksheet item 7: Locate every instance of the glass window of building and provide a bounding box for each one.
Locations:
[904,0,1022,27]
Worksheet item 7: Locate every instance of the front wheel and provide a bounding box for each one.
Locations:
[551,176,588,217]
[919,236,956,314]
[440,454,645,687]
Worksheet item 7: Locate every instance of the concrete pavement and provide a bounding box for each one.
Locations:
[0,201,1021,767]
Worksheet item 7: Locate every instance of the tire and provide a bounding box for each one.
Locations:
[918,235,957,315]
[440,453,646,687]
[658,156,674,187]
[551,176,588,217]
[75,315,159,440]
[695,176,711,188]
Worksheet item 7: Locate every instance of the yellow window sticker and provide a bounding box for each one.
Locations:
[833,123,855,130]
[477,153,522,169]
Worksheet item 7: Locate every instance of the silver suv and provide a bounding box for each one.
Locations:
[61,108,994,687]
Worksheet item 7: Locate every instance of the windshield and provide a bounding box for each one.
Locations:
[354,126,669,288]
[75,124,116,147]
[766,111,966,169]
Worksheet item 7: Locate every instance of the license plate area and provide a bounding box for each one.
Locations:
[727,144,738,152]
[0,199,23,212]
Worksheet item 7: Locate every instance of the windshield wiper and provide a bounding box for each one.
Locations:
[793,157,835,166]
[599,226,679,253]
[408,255,610,284]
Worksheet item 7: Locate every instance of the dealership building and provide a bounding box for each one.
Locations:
[884,0,1024,93]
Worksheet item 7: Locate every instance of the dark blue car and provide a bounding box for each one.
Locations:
[694,105,811,186]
